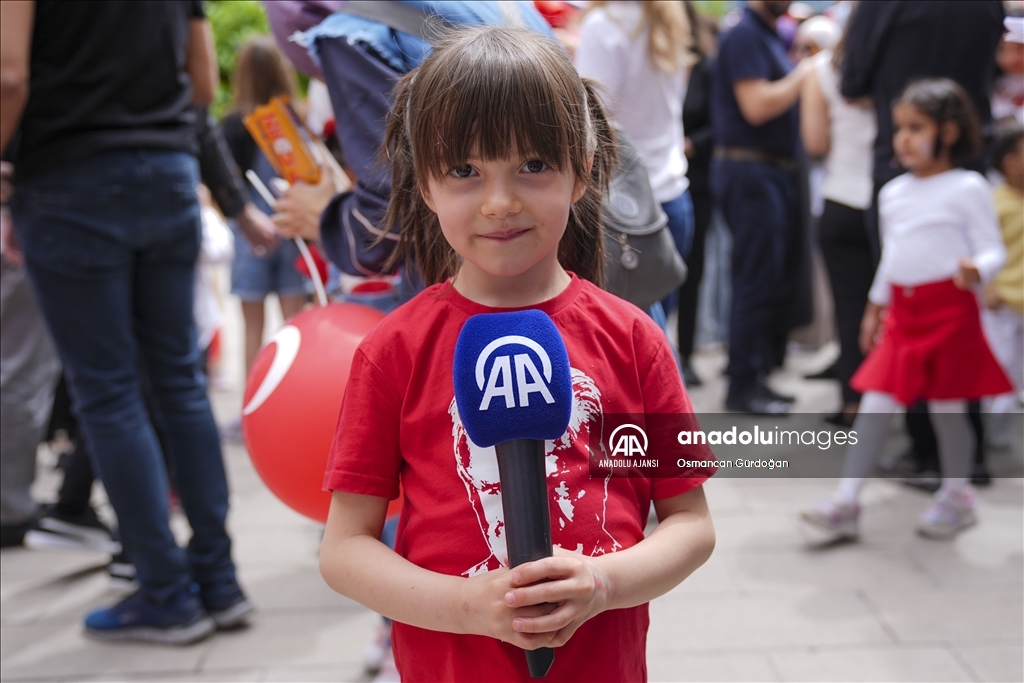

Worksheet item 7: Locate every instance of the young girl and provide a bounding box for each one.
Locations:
[319,27,715,682]
[219,37,308,400]
[801,78,1011,542]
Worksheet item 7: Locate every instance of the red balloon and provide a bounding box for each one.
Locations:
[242,302,389,523]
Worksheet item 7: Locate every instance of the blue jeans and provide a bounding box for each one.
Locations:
[659,190,695,317]
[230,224,307,301]
[710,159,798,395]
[647,301,684,381]
[12,149,236,602]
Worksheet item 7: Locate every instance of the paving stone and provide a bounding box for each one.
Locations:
[953,642,1024,683]
[770,645,972,682]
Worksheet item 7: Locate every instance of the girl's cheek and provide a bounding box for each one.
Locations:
[915,135,935,160]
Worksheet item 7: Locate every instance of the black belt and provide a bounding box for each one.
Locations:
[714,146,797,172]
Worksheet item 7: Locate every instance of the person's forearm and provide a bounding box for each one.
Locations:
[800,71,830,157]
[0,82,27,154]
[0,0,34,154]
[735,67,807,128]
[194,106,247,218]
[320,532,476,634]
[185,19,216,107]
[593,491,715,610]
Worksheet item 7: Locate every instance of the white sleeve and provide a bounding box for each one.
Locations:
[868,186,894,306]
[960,175,1006,283]
[574,11,627,120]
[867,256,892,306]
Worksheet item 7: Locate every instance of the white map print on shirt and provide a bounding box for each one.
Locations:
[449,367,620,578]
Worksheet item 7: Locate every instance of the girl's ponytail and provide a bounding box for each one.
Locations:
[380,74,459,284]
[561,79,617,287]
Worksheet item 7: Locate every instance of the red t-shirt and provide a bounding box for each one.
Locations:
[325,275,713,682]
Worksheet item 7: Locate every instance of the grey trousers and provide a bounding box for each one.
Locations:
[1,258,60,526]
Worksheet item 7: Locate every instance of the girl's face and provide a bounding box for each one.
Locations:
[422,152,587,293]
[892,102,956,176]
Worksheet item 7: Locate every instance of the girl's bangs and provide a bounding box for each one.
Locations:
[411,42,582,181]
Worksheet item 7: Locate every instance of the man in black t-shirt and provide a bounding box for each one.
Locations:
[1,0,251,645]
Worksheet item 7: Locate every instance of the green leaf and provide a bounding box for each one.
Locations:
[206,0,270,118]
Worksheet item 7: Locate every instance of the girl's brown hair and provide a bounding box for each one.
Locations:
[381,26,616,287]
[230,35,298,114]
[589,1,695,72]
[895,78,982,167]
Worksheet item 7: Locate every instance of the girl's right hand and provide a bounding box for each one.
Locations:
[983,283,1004,311]
[859,303,883,354]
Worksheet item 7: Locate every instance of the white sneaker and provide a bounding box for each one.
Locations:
[917,487,977,539]
[799,496,860,545]
[373,647,400,683]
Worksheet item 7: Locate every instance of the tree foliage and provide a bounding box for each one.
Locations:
[206,0,270,118]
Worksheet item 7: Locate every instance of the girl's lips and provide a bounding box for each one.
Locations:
[481,228,529,241]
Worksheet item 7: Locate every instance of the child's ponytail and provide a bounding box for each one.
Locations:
[560,78,616,287]
[380,74,459,285]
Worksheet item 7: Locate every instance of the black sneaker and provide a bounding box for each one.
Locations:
[970,462,992,487]
[84,585,215,645]
[804,364,837,380]
[726,387,791,415]
[900,470,942,494]
[681,361,703,388]
[24,505,121,554]
[757,381,796,404]
[200,579,254,630]
[0,518,34,548]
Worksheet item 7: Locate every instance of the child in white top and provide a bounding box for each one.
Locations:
[801,78,1011,543]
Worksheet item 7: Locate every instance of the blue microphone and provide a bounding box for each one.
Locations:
[453,310,572,679]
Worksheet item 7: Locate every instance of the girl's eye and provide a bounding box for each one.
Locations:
[450,165,475,178]
[523,159,548,173]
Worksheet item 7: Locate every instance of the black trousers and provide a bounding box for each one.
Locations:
[676,188,712,361]
[818,200,874,404]
[712,159,800,395]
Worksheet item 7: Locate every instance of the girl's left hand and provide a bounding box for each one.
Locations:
[502,548,611,648]
[954,258,981,289]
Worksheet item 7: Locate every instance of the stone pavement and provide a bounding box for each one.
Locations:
[1,303,1021,682]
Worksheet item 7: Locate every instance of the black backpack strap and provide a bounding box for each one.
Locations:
[337,1,455,42]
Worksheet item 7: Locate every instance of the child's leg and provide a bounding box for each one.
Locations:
[927,399,972,494]
[918,398,978,538]
[835,391,900,503]
[800,391,900,544]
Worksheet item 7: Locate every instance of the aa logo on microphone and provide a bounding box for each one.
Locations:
[475,335,556,410]
[609,423,648,459]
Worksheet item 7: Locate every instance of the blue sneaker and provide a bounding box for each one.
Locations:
[84,586,215,645]
[200,579,254,629]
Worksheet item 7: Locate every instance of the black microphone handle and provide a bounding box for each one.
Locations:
[495,439,556,679]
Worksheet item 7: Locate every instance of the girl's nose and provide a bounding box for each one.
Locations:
[480,179,522,218]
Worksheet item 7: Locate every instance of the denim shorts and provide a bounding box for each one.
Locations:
[230,225,308,301]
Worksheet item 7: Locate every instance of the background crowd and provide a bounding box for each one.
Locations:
[0,0,1022,680]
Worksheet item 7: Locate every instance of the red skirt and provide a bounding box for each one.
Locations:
[851,279,1013,406]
